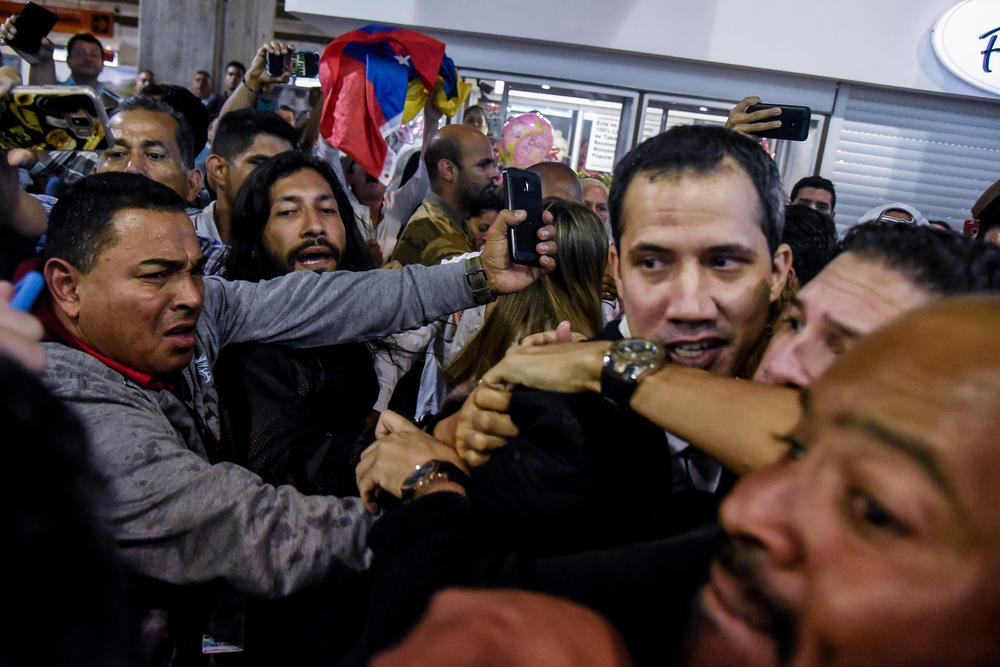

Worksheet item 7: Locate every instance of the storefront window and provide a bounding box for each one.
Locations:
[450,76,825,189]
[460,74,637,179]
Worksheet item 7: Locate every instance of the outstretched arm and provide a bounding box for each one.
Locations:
[629,363,800,473]
[451,340,802,474]
[382,97,440,217]
[43,362,374,597]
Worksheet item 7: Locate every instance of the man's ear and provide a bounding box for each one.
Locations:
[205,154,227,193]
[43,257,82,320]
[608,243,624,300]
[437,158,458,184]
[768,242,794,303]
[181,166,204,204]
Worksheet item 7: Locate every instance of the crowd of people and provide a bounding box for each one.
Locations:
[2,19,1000,667]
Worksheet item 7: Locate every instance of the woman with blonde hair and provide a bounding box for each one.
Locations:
[445,199,608,388]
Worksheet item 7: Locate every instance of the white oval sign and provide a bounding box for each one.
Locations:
[933,0,1000,97]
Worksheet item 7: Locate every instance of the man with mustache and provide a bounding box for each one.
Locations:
[32,168,555,613]
[212,150,382,495]
[392,124,502,266]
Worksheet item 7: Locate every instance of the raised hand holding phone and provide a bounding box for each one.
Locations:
[745,103,810,141]
[246,40,296,90]
[726,96,811,142]
[4,3,57,57]
[478,206,557,296]
[266,51,320,78]
[504,168,545,266]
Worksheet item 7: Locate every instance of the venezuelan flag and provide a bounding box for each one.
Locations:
[319,24,471,185]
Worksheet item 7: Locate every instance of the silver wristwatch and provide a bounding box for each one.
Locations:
[600,338,665,411]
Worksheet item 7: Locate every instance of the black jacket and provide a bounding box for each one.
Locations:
[468,321,734,555]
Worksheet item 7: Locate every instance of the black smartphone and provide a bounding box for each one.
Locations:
[266,51,320,78]
[746,104,811,141]
[7,2,58,55]
[504,168,544,266]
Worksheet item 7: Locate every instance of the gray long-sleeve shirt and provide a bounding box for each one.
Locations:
[41,262,478,597]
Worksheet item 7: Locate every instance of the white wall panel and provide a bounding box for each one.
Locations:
[286,0,993,99]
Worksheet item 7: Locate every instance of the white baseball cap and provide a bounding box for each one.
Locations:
[857,202,929,227]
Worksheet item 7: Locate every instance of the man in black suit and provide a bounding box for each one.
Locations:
[360,125,792,553]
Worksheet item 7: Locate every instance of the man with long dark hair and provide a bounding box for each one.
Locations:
[216,151,378,496]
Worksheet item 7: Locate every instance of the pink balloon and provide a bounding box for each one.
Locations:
[498,112,554,168]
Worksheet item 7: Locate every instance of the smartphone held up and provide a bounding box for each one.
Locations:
[5,2,57,55]
[747,103,811,142]
[504,168,545,267]
[265,51,320,78]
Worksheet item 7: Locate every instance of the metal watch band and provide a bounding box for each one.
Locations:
[464,255,494,305]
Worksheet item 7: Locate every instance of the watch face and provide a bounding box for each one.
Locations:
[615,338,662,364]
[402,460,437,489]
[610,338,664,380]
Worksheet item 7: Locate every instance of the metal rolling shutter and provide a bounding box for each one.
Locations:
[821,84,1000,233]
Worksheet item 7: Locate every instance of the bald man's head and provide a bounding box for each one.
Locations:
[528,162,585,204]
[425,125,492,185]
[424,123,500,212]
